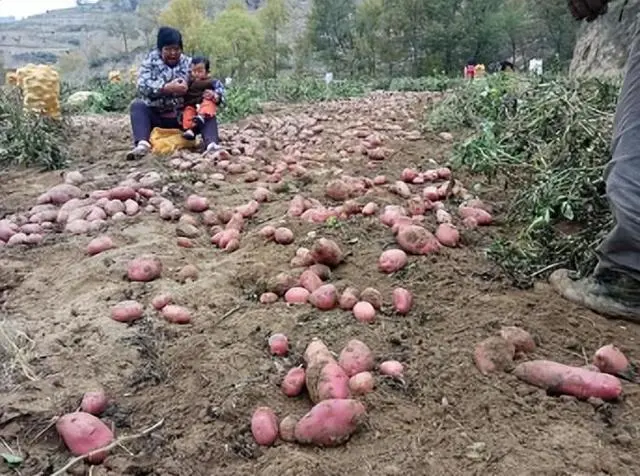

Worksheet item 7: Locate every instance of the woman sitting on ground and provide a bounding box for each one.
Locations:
[126,27,221,160]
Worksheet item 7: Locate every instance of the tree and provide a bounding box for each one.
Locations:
[258,0,290,77]
[137,0,165,48]
[158,0,207,53]
[306,0,357,74]
[497,0,534,65]
[107,14,140,54]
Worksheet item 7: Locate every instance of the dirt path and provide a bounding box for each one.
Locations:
[1,92,639,476]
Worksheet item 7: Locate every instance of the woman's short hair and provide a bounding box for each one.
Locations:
[157,26,183,51]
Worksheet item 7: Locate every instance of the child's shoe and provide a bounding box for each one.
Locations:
[183,129,196,140]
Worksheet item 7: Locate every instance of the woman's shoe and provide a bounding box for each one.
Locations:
[126,140,151,160]
[183,129,196,140]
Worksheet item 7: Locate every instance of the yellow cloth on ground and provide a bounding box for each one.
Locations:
[150,128,195,155]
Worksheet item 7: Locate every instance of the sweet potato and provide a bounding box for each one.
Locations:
[81,391,109,416]
[378,249,408,274]
[87,236,114,256]
[514,360,623,400]
[353,301,376,323]
[339,287,360,311]
[225,212,245,232]
[500,326,536,353]
[436,209,453,224]
[260,292,279,304]
[236,200,260,218]
[161,305,192,324]
[39,184,84,205]
[373,175,387,185]
[349,372,375,395]
[362,202,379,216]
[436,223,460,247]
[309,264,331,281]
[392,288,413,315]
[474,337,515,375]
[279,415,298,442]
[151,294,172,310]
[111,301,143,323]
[391,180,411,198]
[268,272,298,296]
[288,195,307,217]
[177,264,199,282]
[459,206,493,226]
[308,284,338,311]
[253,187,272,203]
[127,255,162,282]
[299,269,323,293]
[401,168,419,183]
[310,238,343,268]
[423,186,440,202]
[56,412,114,463]
[259,225,276,240]
[178,237,195,248]
[285,287,310,304]
[360,288,382,310]
[338,340,374,377]
[379,360,404,377]
[282,367,306,397]
[251,407,279,446]
[326,179,351,201]
[108,186,136,201]
[274,227,295,245]
[294,399,366,447]
[304,339,351,403]
[269,333,289,356]
[396,225,440,255]
[593,345,636,380]
[186,194,209,212]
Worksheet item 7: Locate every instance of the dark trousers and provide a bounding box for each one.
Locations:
[130,100,220,147]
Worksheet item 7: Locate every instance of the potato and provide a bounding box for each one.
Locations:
[514,360,623,400]
[288,195,307,217]
[111,301,143,323]
[373,175,387,185]
[267,272,298,296]
[474,337,515,375]
[463,217,478,229]
[391,216,414,236]
[294,399,366,447]
[178,237,195,248]
[216,208,233,224]
[392,288,413,315]
[86,236,114,256]
[593,344,635,379]
[0,220,16,242]
[151,294,172,310]
[309,264,332,281]
[56,412,114,463]
[251,407,279,446]
[137,187,155,199]
[299,269,323,293]
[269,333,289,356]
[379,360,404,377]
[186,194,209,212]
[338,340,374,377]
[259,225,276,240]
[360,288,382,310]
[378,249,408,274]
[339,287,360,311]
[225,238,240,252]
[253,187,272,203]
[326,179,351,201]
[291,247,315,268]
[401,168,419,183]
[459,206,493,226]
[161,305,192,324]
[236,200,260,218]
[349,372,375,395]
[500,326,536,354]
[108,186,136,201]
[465,198,492,213]
[274,227,295,245]
[436,223,460,247]
[81,391,109,416]
[177,264,199,282]
[310,238,343,268]
[279,415,298,442]
[352,301,376,323]
[308,284,338,311]
[304,339,351,403]
[285,287,310,304]
[217,229,240,249]
[423,186,439,202]
[406,196,426,216]
[127,255,162,282]
[225,213,245,232]
[391,180,411,198]
[39,184,84,205]
[87,207,107,222]
[65,219,91,235]
[436,209,453,224]
[396,225,440,255]
[282,367,306,397]
[380,205,407,227]
[260,292,279,304]
[362,202,379,216]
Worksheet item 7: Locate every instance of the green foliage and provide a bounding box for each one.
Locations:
[427,74,621,286]
[0,89,68,170]
[158,0,207,53]
[86,80,138,113]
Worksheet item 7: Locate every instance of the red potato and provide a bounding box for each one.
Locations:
[304,339,351,403]
[378,249,408,274]
[225,238,240,252]
[423,186,440,202]
[236,200,260,218]
[367,147,388,160]
[401,168,419,183]
[407,196,426,216]
[593,345,636,380]
[38,184,84,205]
[0,220,16,242]
[338,340,374,377]
[202,210,219,226]
[349,372,375,395]
[226,213,245,232]
[216,208,233,225]
[362,202,379,216]
[161,305,192,324]
[294,247,315,267]
[87,236,114,255]
[465,198,492,213]
[294,399,366,447]
[309,264,332,281]
[459,206,493,226]
[583,364,601,372]
[279,416,298,442]
[87,207,107,222]
[392,288,413,315]
[308,284,338,311]
[474,337,515,375]
[353,301,376,323]
[65,219,91,235]
[177,237,195,248]
[396,225,440,255]
[285,287,310,304]
[186,194,209,212]
[260,292,279,304]
[288,195,307,217]
[436,209,452,224]
[127,255,162,282]
[373,175,387,185]
[391,218,414,236]
[111,301,143,323]
[268,272,298,296]
[253,187,272,203]
[436,223,460,247]
[259,226,276,240]
[151,294,172,310]
[274,227,295,245]
[81,391,109,416]
[379,360,404,377]
[339,287,360,311]
[282,367,306,397]
[343,200,362,216]
[217,229,240,249]
[244,170,260,182]
[108,186,136,201]
[310,238,343,268]
[56,412,114,464]
[269,333,289,356]
[138,188,155,198]
[326,179,351,201]
[390,180,411,198]
[21,223,42,234]
[500,326,536,353]
[514,360,623,400]
[463,217,478,229]
[177,264,199,282]
[228,163,247,175]
[360,288,382,310]
[299,269,323,292]
[251,407,279,446]
[437,167,452,179]
[380,205,407,227]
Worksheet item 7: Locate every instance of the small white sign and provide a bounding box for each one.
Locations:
[529,59,543,75]
[225,77,233,86]
[324,72,333,85]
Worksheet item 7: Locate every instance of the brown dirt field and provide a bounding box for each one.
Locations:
[2,92,640,476]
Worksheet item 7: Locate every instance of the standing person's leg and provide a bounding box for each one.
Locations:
[127,100,160,160]
[550,30,640,320]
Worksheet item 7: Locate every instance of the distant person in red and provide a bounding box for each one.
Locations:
[464,58,477,79]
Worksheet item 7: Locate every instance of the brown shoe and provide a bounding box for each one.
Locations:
[549,268,640,321]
